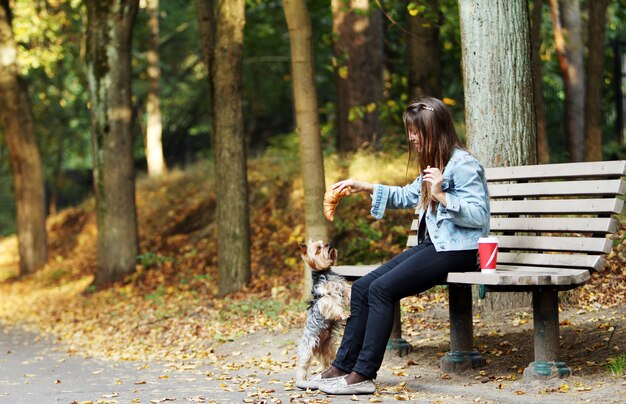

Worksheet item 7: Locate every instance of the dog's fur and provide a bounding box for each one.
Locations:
[296,240,351,384]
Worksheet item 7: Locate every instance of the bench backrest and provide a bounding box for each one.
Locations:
[406,160,626,272]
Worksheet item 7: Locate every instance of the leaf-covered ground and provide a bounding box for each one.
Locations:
[0,155,625,402]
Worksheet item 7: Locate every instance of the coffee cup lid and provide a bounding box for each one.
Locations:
[478,236,498,243]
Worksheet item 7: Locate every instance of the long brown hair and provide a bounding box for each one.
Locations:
[404,97,464,212]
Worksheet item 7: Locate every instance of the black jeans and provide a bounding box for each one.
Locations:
[332,238,478,379]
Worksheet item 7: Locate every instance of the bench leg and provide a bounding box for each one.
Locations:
[440,284,486,372]
[385,300,411,356]
[523,289,571,380]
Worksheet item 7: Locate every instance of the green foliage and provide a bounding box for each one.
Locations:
[137,252,173,269]
[606,353,626,376]
[145,286,166,303]
[330,194,407,265]
[603,141,626,160]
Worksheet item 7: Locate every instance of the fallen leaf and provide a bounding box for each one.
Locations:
[151,398,176,404]
[102,393,119,398]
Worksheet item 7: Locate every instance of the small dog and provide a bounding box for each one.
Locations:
[295,240,351,387]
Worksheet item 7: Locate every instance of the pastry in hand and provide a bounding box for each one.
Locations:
[323,187,351,221]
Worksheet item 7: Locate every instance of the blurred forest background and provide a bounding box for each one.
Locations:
[1,0,626,293]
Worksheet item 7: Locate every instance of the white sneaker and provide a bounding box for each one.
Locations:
[318,377,376,395]
[295,373,347,390]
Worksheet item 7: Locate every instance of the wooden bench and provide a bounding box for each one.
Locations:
[333,160,626,380]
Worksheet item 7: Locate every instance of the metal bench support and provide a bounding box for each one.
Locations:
[440,284,485,372]
[523,289,571,380]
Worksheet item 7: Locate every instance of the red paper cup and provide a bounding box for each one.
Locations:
[478,237,498,273]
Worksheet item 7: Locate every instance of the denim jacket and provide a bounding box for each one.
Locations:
[370,147,490,252]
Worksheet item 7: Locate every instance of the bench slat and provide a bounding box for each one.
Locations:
[447,266,590,286]
[413,216,619,233]
[408,234,612,253]
[490,217,618,233]
[332,265,379,278]
[497,235,613,253]
[488,179,625,198]
[498,252,606,271]
[490,198,624,215]
[485,160,626,181]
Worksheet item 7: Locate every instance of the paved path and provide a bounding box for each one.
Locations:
[3,324,623,404]
[1,324,219,403]
[0,325,367,404]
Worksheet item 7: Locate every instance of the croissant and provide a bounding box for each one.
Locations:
[323,186,351,221]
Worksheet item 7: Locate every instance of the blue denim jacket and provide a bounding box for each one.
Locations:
[370,147,490,252]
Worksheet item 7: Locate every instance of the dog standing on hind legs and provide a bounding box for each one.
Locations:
[295,240,351,390]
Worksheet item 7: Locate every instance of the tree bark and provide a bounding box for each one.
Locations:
[406,0,441,100]
[549,0,585,162]
[0,1,47,275]
[212,0,251,295]
[85,0,140,287]
[195,0,215,85]
[459,0,536,310]
[584,0,610,162]
[332,0,384,152]
[531,0,550,164]
[283,0,330,300]
[145,0,166,176]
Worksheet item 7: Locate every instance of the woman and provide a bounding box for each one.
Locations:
[315,97,490,395]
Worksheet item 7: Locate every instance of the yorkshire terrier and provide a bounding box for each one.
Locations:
[295,240,351,389]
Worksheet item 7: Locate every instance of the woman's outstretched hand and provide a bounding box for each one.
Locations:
[331,179,374,194]
[422,166,447,206]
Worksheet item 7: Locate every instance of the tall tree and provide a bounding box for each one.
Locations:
[459,0,536,310]
[145,0,166,176]
[85,0,140,287]
[0,0,47,275]
[584,0,611,161]
[406,0,441,100]
[549,0,585,162]
[332,0,384,152]
[531,0,550,164]
[283,0,330,299]
[211,0,251,295]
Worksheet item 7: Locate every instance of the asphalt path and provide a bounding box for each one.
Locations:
[0,325,361,404]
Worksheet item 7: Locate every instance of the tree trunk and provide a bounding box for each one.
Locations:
[584,0,610,162]
[0,1,47,275]
[195,0,215,86]
[332,0,384,152]
[459,0,536,310]
[531,0,550,164]
[406,0,441,100]
[549,0,585,162]
[212,0,251,295]
[85,0,140,287]
[283,0,330,300]
[145,0,166,176]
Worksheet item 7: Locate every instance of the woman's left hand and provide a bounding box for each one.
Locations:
[423,166,447,206]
